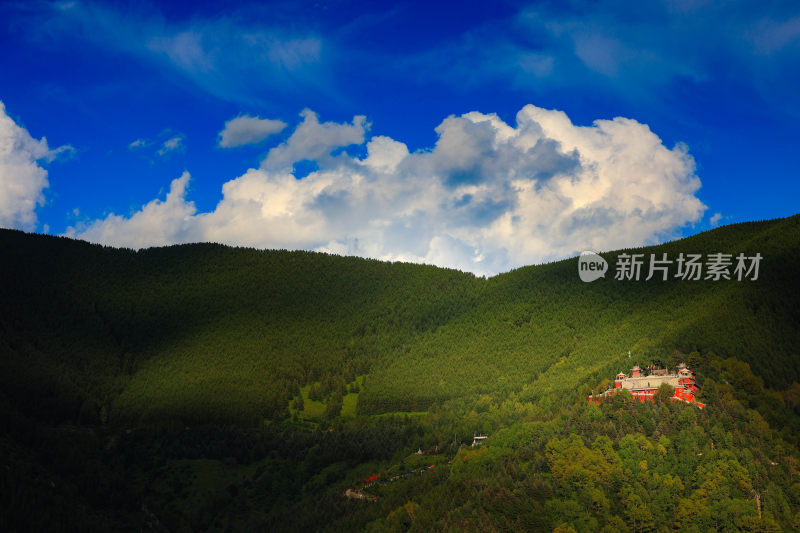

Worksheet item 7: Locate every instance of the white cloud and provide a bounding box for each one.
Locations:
[32,2,328,105]
[397,2,800,117]
[218,115,287,148]
[157,135,184,156]
[710,212,722,226]
[128,138,150,149]
[67,172,196,248]
[148,31,212,73]
[261,109,366,171]
[69,105,706,275]
[0,101,71,230]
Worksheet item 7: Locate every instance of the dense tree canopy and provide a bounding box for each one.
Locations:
[1,214,799,530]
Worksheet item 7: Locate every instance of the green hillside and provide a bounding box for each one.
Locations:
[1,214,800,531]
[1,215,798,424]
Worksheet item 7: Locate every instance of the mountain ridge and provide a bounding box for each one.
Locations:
[1,214,798,426]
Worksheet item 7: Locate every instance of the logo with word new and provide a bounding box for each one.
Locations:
[578,251,608,282]
[577,251,762,282]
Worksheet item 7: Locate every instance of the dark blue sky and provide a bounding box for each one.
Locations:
[1,0,798,273]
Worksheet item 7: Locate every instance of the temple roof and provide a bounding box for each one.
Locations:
[620,375,681,390]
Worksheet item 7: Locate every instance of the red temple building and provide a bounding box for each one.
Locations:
[589,362,705,408]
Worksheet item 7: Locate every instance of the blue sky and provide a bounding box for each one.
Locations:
[1,0,798,274]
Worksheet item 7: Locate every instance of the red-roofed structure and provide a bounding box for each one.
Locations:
[589,362,705,408]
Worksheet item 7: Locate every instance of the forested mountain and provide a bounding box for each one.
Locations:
[1,214,799,531]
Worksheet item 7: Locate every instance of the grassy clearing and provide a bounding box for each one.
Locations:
[341,393,358,417]
[341,375,365,417]
[291,383,326,420]
[290,375,366,420]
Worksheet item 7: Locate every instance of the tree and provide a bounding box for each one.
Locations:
[552,523,577,533]
[324,390,343,421]
[309,383,324,402]
[653,383,674,403]
[622,491,655,533]
[291,394,304,411]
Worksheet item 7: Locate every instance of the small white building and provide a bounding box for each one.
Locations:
[471,433,488,447]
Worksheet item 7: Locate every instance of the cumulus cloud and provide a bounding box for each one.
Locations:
[69,105,706,275]
[0,101,71,230]
[67,172,196,248]
[218,115,287,147]
[261,109,366,171]
[710,212,722,227]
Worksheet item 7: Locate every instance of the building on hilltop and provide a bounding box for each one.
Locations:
[589,362,705,408]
